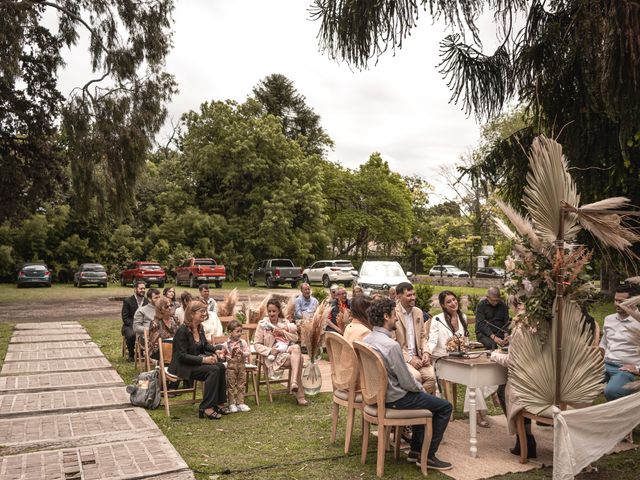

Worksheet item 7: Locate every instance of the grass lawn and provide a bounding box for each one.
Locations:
[77,317,639,480]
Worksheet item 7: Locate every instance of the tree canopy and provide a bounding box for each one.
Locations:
[0,0,176,221]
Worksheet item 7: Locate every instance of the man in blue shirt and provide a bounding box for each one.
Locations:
[294,283,319,322]
[364,297,453,471]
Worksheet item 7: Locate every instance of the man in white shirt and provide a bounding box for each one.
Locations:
[393,282,435,394]
[599,285,640,400]
[199,284,217,314]
[294,283,319,321]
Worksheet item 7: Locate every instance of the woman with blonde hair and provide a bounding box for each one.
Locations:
[148,296,179,361]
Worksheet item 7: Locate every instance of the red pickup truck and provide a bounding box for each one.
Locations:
[120,261,167,287]
[175,258,226,288]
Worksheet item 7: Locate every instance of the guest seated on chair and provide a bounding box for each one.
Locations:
[168,300,229,419]
[174,291,192,325]
[475,287,510,350]
[343,295,372,344]
[254,298,308,406]
[363,297,453,471]
[148,296,179,361]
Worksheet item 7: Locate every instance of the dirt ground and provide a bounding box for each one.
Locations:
[0,289,298,323]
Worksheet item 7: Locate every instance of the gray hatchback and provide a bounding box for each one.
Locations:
[74,263,108,287]
[17,263,52,288]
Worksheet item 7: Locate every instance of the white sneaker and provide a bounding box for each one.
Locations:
[237,403,251,412]
[228,404,238,413]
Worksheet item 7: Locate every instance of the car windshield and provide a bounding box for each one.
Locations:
[447,267,462,272]
[360,263,404,277]
[195,259,215,266]
[272,259,294,267]
[24,265,46,271]
[334,261,354,268]
[142,264,162,270]
[84,265,105,272]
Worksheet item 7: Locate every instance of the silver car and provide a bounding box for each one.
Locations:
[302,260,355,287]
[74,263,108,287]
[428,264,470,277]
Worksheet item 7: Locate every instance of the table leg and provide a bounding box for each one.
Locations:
[469,387,478,458]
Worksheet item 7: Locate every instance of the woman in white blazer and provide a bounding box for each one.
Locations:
[428,290,494,428]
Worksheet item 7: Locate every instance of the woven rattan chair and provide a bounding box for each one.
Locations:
[325,332,365,454]
[353,341,433,477]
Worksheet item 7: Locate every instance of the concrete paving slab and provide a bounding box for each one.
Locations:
[0,357,112,376]
[0,408,160,456]
[0,370,124,394]
[8,333,92,343]
[7,340,97,352]
[0,437,193,480]
[14,322,82,330]
[4,347,104,362]
[11,328,86,337]
[0,386,129,418]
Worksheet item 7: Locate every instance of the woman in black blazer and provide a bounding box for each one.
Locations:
[168,300,228,419]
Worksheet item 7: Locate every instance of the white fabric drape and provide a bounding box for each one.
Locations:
[553,392,640,480]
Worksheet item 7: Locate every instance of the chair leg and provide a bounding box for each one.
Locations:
[344,406,355,455]
[263,363,273,402]
[393,426,401,460]
[248,371,259,406]
[420,419,432,476]
[376,424,386,477]
[331,401,339,444]
[361,421,370,465]
[516,413,528,464]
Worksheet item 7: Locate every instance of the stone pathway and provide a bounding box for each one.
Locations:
[0,322,195,480]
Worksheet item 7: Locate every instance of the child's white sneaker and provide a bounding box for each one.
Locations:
[237,403,251,412]
[228,404,238,413]
[267,354,276,362]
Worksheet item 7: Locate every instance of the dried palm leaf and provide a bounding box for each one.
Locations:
[217,288,239,317]
[301,302,327,360]
[522,135,581,242]
[626,276,640,285]
[619,295,640,322]
[495,198,544,253]
[493,217,517,241]
[571,207,640,252]
[510,300,603,416]
[248,295,270,323]
[283,298,296,321]
[625,381,640,392]
[579,197,630,211]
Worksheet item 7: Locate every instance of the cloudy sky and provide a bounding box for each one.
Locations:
[58,1,499,202]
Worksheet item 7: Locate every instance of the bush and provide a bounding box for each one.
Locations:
[467,294,481,313]
[414,282,434,313]
[313,287,328,303]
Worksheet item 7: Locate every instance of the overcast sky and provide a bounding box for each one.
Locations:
[57,1,500,203]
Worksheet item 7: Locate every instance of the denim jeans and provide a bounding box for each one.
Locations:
[604,362,637,400]
[386,391,452,458]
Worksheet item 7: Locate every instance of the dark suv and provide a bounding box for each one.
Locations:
[17,263,52,288]
[74,263,108,287]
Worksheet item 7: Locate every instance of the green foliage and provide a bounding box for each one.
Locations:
[413,282,434,313]
[467,294,481,313]
[312,287,328,304]
[421,246,437,271]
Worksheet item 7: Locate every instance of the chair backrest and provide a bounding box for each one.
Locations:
[213,335,228,345]
[325,332,359,391]
[353,341,388,408]
[159,337,173,365]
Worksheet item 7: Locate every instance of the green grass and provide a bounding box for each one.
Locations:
[0,322,13,370]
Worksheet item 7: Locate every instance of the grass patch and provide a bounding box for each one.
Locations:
[0,322,13,369]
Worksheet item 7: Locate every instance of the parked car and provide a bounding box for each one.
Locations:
[74,263,108,287]
[475,266,506,278]
[17,263,52,288]
[175,257,226,288]
[302,259,355,287]
[120,261,166,287]
[248,259,303,288]
[428,264,470,277]
[352,261,412,297]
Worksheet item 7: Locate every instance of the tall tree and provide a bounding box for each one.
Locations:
[0,0,176,221]
[253,74,334,157]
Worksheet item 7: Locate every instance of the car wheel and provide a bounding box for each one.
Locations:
[214,280,222,289]
[46,283,52,288]
[158,281,165,288]
[291,281,298,289]
[266,276,275,289]
[120,276,126,286]
[322,275,330,288]
[302,274,309,285]
[344,281,352,287]
[102,283,107,288]
[73,280,78,287]
[189,276,197,288]
[248,275,256,287]
[17,284,23,289]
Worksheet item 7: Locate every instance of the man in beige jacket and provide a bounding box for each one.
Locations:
[393,282,436,394]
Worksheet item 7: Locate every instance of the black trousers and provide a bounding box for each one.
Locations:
[123,325,136,357]
[191,363,227,411]
[477,332,505,350]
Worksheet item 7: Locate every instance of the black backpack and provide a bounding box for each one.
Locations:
[126,369,161,409]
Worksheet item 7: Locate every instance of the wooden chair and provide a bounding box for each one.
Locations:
[325,332,365,454]
[157,338,199,417]
[142,329,152,371]
[353,341,433,477]
[255,348,293,403]
[134,330,148,372]
[212,334,259,406]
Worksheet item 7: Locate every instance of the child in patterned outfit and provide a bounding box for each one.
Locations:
[222,320,251,413]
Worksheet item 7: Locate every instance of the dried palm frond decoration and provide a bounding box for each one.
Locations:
[301,302,327,360]
[283,298,296,321]
[217,288,239,317]
[248,295,270,323]
[495,134,640,410]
